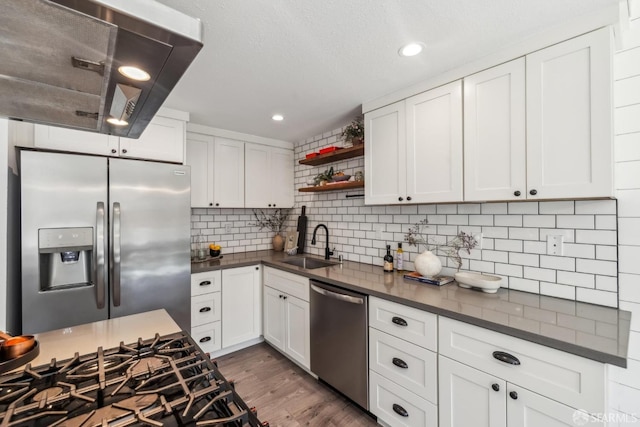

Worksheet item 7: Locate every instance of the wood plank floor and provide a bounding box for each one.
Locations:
[216,342,378,426]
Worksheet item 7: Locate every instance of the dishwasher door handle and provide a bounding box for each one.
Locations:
[311,284,364,304]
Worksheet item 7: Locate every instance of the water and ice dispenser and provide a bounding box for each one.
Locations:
[38,227,93,291]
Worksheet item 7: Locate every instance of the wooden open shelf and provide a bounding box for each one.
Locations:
[299,145,364,166]
[298,181,364,192]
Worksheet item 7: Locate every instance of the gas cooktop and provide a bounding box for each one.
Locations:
[0,332,266,426]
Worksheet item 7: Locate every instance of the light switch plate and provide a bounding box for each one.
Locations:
[547,235,564,255]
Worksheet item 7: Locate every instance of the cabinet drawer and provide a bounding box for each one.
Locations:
[369,371,438,427]
[369,296,437,351]
[263,267,309,302]
[369,328,437,404]
[191,322,221,354]
[439,317,605,412]
[191,292,221,326]
[191,271,222,296]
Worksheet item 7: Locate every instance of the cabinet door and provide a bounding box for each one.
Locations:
[244,143,271,208]
[191,322,222,354]
[284,295,310,369]
[464,59,526,201]
[507,385,603,427]
[406,80,463,203]
[263,285,285,350]
[365,101,405,205]
[270,147,294,208]
[120,116,185,163]
[221,265,261,348]
[213,137,245,207]
[439,356,506,427]
[186,133,214,207]
[34,124,119,156]
[526,27,613,199]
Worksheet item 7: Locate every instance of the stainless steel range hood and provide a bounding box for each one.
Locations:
[0,0,202,138]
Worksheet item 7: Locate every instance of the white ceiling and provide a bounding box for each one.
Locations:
[156,0,617,143]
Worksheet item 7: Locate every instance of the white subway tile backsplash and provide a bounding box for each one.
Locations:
[557,270,595,288]
[575,200,617,214]
[481,203,508,214]
[597,275,618,292]
[495,263,523,277]
[508,202,539,214]
[509,227,539,241]
[595,215,617,230]
[576,288,618,308]
[495,215,523,227]
[619,245,640,275]
[575,229,617,245]
[596,245,618,261]
[509,252,539,267]
[483,227,509,239]
[523,241,547,254]
[524,266,556,282]
[482,250,509,263]
[469,215,494,226]
[539,201,574,214]
[458,204,481,214]
[557,215,595,229]
[563,243,596,259]
[436,204,457,214]
[540,282,576,300]
[523,215,555,228]
[540,255,576,271]
[576,258,618,277]
[510,278,540,293]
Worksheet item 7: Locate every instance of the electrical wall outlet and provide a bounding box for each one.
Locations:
[473,233,483,250]
[547,235,564,255]
[224,223,233,233]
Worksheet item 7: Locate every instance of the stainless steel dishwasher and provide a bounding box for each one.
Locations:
[310,280,368,409]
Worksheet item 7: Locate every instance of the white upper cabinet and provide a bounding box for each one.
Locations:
[245,143,294,208]
[34,109,188,164]
[186,133,214,208]
[526,27,613,199]
[406,80,463,203]
[464,58,526,201]
[213,137,245,208]
[365,81,463,205]
[119,116,186,163]
[365,101,406,205]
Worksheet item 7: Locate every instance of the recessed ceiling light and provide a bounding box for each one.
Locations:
[272,114,284,121]
[399,42,425,57]
[107,117,129,126]
[118,65,151,81]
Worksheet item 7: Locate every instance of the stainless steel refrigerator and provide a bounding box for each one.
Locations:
[20,150,191,334]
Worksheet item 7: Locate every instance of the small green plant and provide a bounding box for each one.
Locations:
[341,117,364,142]
[313,166,334,185]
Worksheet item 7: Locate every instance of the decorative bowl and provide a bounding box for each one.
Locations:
[454,272,502,293]
[331,174,351,182]
[209,249,221,257]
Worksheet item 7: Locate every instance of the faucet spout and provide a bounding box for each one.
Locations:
[311,224,333,260]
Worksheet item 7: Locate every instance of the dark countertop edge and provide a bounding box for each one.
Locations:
[193,255,628,368]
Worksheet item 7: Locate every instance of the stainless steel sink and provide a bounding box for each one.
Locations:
[281,257,338,269]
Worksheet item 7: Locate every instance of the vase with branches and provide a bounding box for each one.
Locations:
[404,218,478,272]
[251,208,291,251]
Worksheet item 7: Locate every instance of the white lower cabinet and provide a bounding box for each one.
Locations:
[190,271,222,354]
[221,265,262,348]
[368,297,438,427]
[262,267,310,369]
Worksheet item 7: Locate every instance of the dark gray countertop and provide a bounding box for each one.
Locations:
[192,250,630,367]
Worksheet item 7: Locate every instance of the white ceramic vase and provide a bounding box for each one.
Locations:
[414,250,442,277]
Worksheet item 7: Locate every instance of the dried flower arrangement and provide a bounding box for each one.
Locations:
[341,117,364,144]
[250,208,291,233]
[404,218,478,270]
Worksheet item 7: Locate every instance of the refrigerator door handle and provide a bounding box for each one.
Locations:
[95,202,106,309]
[112,202,122,307]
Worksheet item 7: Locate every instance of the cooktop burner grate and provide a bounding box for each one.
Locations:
[0,332,267,427]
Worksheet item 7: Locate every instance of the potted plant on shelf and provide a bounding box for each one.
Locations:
[313,166,334,186]
[341,117,364,146]
[251,208,292,251]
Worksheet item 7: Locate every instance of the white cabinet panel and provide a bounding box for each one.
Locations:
[263,267,309,302]
[120,116,185,163]
[191,292,221,327]
[190,270,221,296]
[464,58,526,201]
[34,124,119,156]
[221,265,261,348]
[270,147,294,208]
[365,101,405,205]
[283,294,310,369]
[526,27,613,199]
[263,285,286,350]
[213,138,245,208]
[406,80,463,203]
[191,321,222,354]
[186,133,214,207]
[439,356,507,427]
[369,370,438,427]
[245,144,294,208]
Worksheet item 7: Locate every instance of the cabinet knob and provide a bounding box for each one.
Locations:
[491,383,500,392]
[111,149,117,154]
[215,203,220,207]
[509,391,518,400]
[199,306,212,313]
[199,336,211,343]
[514,190,521,197]
[209,203,213,206]
[406,196,412,201]
[122,149,127,154]
[392,403,409,417]
[492,351,521,366]
[268,204,272,207]
[392,316,408,327]
[273,204,276,207]
[529,189,537,196]
[398,197,404,202]
[255,267,259,270]
[199,280,211,287]
[279,295,283,299]
[283,295,288,300]
[392,357,408,369]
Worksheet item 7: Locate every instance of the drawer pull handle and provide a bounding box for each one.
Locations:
[491,383,500,392]
[392,357,408,369]
[199,280,212,286]
[392,403,409,417]
[392,316,408,327]
[510,391,518,400]
[492,351,520,366]
[199,307,212,313]
[199,336,211,343]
